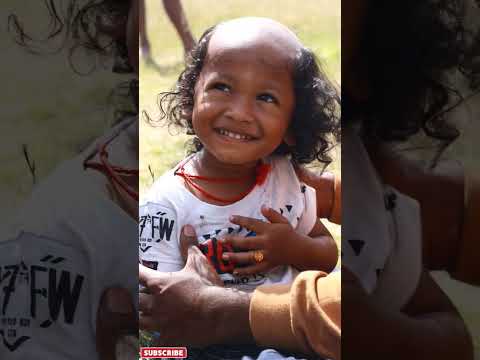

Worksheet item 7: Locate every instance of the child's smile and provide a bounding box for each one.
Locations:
[191,18,300,169]
[214,128,258,142]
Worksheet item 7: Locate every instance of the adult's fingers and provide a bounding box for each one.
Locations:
[179,224,199,262]
[183,245,223,286]
[229,215,266,233]
[97,287,137,333]
[260,205,289,224]
[139,263,162,287]
[139,264,174,292]
[96,287,137,360]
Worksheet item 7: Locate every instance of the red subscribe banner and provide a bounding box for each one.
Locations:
[140,347,188,358]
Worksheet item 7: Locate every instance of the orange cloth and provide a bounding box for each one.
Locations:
[250,271,341,359]
[453,169,480,285]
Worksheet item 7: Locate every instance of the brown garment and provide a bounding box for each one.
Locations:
[453,169,480,285]
[249,271,341,359]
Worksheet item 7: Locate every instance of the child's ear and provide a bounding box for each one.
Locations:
[284,131,296,146]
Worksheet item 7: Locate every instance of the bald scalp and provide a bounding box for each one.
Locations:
[207,17,303,65]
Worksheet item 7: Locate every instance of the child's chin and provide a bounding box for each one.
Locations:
[217,155,256,166]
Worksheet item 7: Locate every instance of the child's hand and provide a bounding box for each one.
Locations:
[221,205,301,275]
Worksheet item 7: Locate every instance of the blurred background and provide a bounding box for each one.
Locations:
[1,1,129,222]
[431,91,480,358]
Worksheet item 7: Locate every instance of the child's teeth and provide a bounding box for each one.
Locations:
[220,129,251,140]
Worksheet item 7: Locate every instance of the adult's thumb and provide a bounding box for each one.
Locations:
[96,287,137,360]
[180,224,199,262]
[180,224,223,286]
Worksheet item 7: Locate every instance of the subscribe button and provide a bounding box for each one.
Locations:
[140,347,187,359]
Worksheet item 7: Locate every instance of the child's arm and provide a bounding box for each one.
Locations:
[295,166,341,224]
[221,206,338,275]
[367,144,465,272]
[344,267,473,360]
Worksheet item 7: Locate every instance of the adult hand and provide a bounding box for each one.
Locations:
[96,287,138,360]
[221,205,300,275]
[139,225,253,347]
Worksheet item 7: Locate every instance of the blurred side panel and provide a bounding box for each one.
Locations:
[1,1,139,359]
[342,0,480,358]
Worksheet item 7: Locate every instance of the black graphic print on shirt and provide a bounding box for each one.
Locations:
[0,233,86,353]
[139,197,304,291]
[139,204,176,253]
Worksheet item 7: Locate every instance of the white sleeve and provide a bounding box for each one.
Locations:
[139,202,184,272]
[295,183,317,235]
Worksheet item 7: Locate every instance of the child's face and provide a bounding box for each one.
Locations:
[191,19,299,166]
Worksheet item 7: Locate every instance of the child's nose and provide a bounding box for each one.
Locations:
[226,96,255,123]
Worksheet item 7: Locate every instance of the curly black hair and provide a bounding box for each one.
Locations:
[344,0,480,152]
[8,0,137,120]
[155,24,340,165]
[8,0,133,74]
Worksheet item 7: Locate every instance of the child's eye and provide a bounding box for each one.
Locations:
[257,93,278,104]
[212,82,230,93]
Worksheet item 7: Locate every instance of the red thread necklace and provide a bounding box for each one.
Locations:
[83,121,139,202]
[174,155,270,204]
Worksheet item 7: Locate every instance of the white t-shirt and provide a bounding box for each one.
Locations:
[342,128,422,310]
[139,156,317,292]
[0,156,138,359]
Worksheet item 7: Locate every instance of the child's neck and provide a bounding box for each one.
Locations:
[181,150,260,206]
[195,150,259,179]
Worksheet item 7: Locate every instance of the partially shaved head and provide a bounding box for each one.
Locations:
[207,17,303,67]
[158,16,339,166]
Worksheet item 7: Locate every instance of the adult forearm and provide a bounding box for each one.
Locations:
[251,271,340,358]
[205,286,254,345]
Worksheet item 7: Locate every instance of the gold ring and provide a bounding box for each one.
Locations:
[253,250,264,263]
